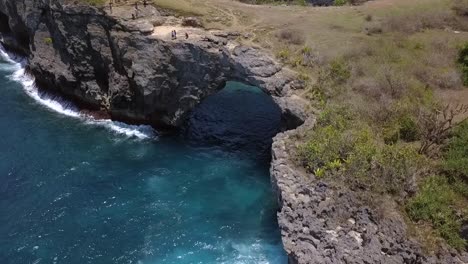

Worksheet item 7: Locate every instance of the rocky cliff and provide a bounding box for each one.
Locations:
[271,119,468,264]
[0,0,306,129]
[3,1,462,264]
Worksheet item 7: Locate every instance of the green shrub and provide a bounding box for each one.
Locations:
[377,144,422,194]
[312,60,351,99]
[444,121,468,181]
[383,125,400,145]
[382,108,420,144]
[44,37,53,45]
[334,0,348,6]
[458,43,468,86]
[299,124,348,173]
[277,49,290,61]
[301,45,312,55]
[295,0,307,6]
[345,130,423,194]
[328,59,351,85]
[80,0,106,6]
[299,107,352,174]
[451,177,468,198]
[300,107,424,193]
[344,127,379,179]
[299,73,310,82]
[317,106,352,129]
[406,175,467,250]
[399,115,420,142]
[453,0,468,16]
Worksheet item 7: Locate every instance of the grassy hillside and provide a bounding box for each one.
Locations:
[186,0,468,253]
[260,0,468,251]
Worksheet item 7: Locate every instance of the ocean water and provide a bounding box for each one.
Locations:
[0,47,287,264]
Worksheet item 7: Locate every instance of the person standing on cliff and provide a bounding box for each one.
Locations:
[185,32,189,39]
[143,0,147,7]
[109,1,113,13]
[135,1,138,10]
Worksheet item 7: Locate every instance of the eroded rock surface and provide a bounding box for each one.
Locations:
[271,118,468,264]
[4,1,464,264]
[0,0,305,129]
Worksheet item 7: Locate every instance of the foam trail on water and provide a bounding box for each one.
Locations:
[0,45,156,140]
[12,68,81,118]
[0,45,18,64]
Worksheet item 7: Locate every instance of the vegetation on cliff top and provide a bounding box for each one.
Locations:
[78,0,106,6]
[140,0,468,252]
[238,0,368,6]
[260,0,468,252]
[76,0,468,253]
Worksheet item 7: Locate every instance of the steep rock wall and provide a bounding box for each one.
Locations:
[0,0,306,129]
[271,118,468,264]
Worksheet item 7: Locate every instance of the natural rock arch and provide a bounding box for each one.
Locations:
[0,0,307,132]
[0,11,11,33]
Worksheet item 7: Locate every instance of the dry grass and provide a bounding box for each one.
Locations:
[151,0,210,16]
[453,0,468,16]
[225,0,468,250]
[276,29,305,45]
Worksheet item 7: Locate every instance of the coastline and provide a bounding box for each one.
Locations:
[0,1,308,261]
[3,1,467,263]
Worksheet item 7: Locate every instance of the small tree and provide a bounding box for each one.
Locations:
[418,104,468,156]
[458,43,468,86]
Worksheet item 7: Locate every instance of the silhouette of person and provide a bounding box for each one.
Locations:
[185,32,189,39]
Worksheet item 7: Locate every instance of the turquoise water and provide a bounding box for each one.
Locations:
[0,51,286,263]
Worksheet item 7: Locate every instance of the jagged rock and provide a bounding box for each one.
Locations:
[212,30,241,39]
[5,1,464,263]
[271,120,468,264]
[0,0,305,129]
[125,20,154,34]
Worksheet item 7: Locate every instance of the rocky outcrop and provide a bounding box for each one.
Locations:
[0,0,306,129]
[3,1,449,263]
[271,118,468,264]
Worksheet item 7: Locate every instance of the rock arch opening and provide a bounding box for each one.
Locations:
[183,81,282,159]
[0,12,10,33]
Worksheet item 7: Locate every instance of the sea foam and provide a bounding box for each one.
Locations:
[0,44,156,140]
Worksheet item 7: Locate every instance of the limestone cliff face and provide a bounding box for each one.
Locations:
[0,0,306,129]
[2,1,468,264]
[271,119,468,264]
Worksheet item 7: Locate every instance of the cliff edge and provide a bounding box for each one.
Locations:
[0,0,306,130]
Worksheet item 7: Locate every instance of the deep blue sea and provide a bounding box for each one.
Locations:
[0,47,286,264]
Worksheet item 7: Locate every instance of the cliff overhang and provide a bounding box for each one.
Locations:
[0,0,307,131]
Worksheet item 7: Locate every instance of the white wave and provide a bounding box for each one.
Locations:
[0,44,156,140]
[0,45,17,64]
[85,119,156,139]
[11,68,81,118]
[228,241,286,264]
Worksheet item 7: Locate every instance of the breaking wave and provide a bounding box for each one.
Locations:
[0,44,156,140]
